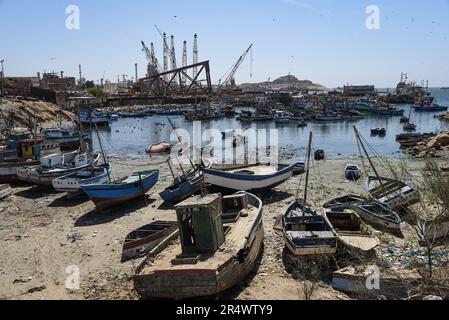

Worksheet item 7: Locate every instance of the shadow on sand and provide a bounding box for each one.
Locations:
[75,197,157,227]
[14,186,62,200]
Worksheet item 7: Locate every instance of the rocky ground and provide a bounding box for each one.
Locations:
[0,156,447,300]
[0,98,73,131]
[405,132,449,159]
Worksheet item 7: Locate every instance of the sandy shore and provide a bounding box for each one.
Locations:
[0,156,428,300]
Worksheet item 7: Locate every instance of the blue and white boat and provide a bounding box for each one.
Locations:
[159,170,203,205]
[82,170,159,210]
[52,163,112,196]
[203,163,294,192]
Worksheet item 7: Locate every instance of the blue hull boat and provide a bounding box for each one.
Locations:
[159,170,203,205]
[82,170,159,210]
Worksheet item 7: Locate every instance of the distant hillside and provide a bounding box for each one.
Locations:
[240,75,328,91]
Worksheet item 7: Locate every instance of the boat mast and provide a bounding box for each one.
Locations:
[167,117,195,170]
[353,126,382,183]
[302,132,313,214]
[94,124,112,183]
[76,104,87,153]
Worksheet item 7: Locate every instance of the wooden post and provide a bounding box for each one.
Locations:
[139,172,148,207]
[302,132,313,215]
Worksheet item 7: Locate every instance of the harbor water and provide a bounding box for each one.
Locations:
[93,89,449,161]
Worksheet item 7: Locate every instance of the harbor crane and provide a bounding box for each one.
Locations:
[141,40,161,76]
[219,44,253,88]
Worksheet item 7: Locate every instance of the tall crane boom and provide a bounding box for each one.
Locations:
[141,41,160,76]
[220,44,253,87]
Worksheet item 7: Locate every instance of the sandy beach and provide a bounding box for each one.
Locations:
[0,155,430,300]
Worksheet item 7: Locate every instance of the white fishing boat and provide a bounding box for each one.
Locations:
[17,152,101,187]
[52,163,112,196]
[352,202,402,234]
[203,163,294,192]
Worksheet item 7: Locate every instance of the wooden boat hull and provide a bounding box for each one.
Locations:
[122,221,179,262]
[203,164,294,192]
[352,202,401,233]
[134,192,264,299]
[0,161,40,184]
[282,202,337,256]
[323,194,366,209]
[159,174,202,205]
[325,207,380,253]
[17,154,101,187]
[366,176,419,210]
[82,170,159,210]
[52,163,112,193]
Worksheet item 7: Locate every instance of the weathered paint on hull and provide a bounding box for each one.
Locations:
[283,233,337,256]
[134,220,264,299]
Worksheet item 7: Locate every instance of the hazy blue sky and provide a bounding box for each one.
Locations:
[1,0,448,87]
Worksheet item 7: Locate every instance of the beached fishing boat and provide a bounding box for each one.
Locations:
[122,221,179,262]
[0,184,13,200]
[323,194,367,209]
[325,206,380,253]
[133,192,264,299]
[146,142,172,154]
[203,163,294,192]
[282,132,337,256]
[52,163,112,196]
[352,202,402,234]
[279,162,305,176]
[354,126,419,210]
[160,169,203,205]
[17,152,101,187]
[82,170,159,210]
[283,201,337,256]
[345,164,361,181]
[366,176,419,210]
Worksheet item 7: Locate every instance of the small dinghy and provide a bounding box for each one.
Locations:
[282,132,337,256]
[325,206,380,253]
[352,202,402,234]
[279,162,305,176]
[323,194,367,209]
[122,221,179,262]
[82,170,159,210]
[345,164,361,181]
[366,176,419,210]
[160,169,203,205]
[203,163,294,192]
[52,163,112,197]
[283,201,337,256]
[133,192,264,299]
[146,142,172,154]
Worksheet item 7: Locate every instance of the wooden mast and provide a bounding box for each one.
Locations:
[302,132,313,215]
[353,126,382,183]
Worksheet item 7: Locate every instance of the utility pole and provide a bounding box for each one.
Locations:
[0,59,5,96]
[182,41,187,86]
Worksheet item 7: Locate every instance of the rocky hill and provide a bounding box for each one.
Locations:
[240,75,328,91]
[0,97,74,129]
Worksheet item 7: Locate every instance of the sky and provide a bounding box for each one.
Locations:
[0,0,448,88]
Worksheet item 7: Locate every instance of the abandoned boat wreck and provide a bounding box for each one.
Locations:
[282,133,337,256]
[325,205,380,253]
[133,192,264,299]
